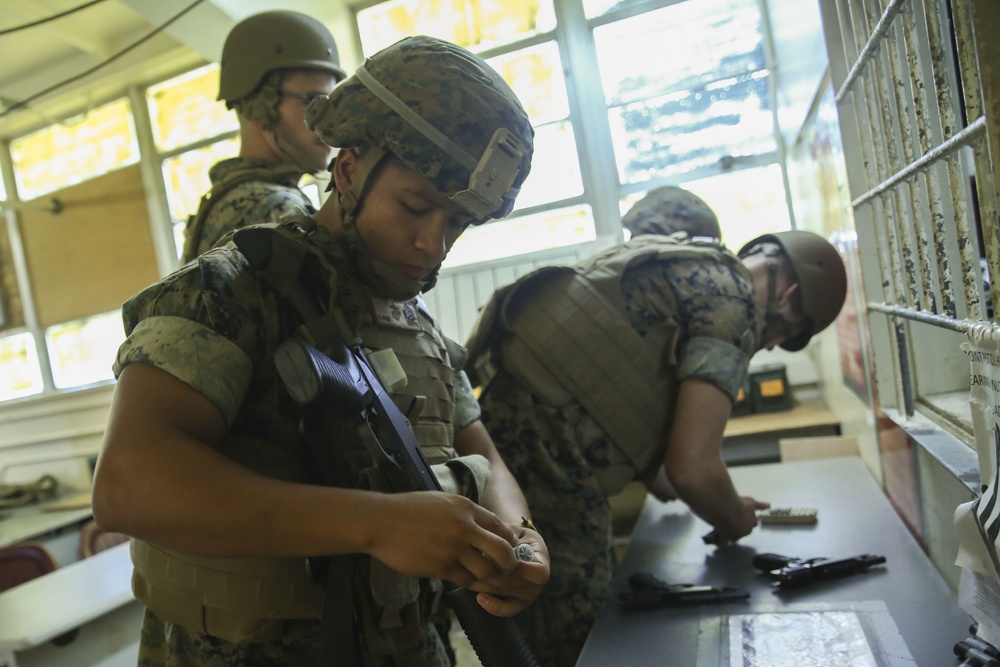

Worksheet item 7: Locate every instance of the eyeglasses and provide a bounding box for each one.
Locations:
[278,90,325,105]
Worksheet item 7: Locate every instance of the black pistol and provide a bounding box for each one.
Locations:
[752,552,886,589]
[619,572,749,610]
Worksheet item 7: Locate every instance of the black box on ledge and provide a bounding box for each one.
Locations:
[749,364,792,413]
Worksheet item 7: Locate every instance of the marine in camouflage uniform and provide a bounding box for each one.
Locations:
[95,36,547,667]
[124,218,481,667]
[181,11,346,263]
[466,231,848,667]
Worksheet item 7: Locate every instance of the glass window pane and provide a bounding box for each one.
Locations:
[594,0,772,187]
[356,0,556,54]
[487,42,568,125]
[0,332,43,401]
[595,0,764,104]
[515,121,583,209]
[46,311,124,389]
[11,98,139,200]
[609,71,775,184]
[147,64,237,152]
[444,205,595,268]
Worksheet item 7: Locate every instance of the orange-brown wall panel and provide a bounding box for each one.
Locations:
[19,164,159,327]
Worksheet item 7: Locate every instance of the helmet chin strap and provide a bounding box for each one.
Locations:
[330,148,438,301]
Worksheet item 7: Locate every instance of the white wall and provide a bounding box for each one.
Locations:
[0,385,112,490]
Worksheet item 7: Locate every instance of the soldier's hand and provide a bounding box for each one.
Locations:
[704,496,769,547]
[468,522,550,617]
[365,491,520,589]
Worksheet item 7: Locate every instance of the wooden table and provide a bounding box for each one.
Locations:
[578,457,971,666]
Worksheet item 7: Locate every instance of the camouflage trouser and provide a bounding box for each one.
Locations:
[480,374,616,667]
[137,608,451,667]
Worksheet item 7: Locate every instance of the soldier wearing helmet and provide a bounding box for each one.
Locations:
[94,36,548,666]
[622,185,722,240]
[181,10,347,263]
[465,226,847,666]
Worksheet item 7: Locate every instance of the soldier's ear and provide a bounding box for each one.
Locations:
[331,148,359,193]
[778,282,801,312]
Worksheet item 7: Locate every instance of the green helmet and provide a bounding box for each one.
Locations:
[217,10,346,105]
[739,231,848,352]
[622,186,721,239]
[305,35,534,224]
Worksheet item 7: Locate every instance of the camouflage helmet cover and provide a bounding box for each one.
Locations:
[218,10,346,104]
[739,230,848,351]
[622,186,721,239]
[304,35,534,222]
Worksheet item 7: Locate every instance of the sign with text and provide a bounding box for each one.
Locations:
[956,332,1000,646]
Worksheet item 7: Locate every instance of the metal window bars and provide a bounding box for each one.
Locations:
[830,0,999,418]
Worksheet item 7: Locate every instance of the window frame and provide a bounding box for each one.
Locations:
[0,0,795,406]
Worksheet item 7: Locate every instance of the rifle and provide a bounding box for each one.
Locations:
[751,552,886,590]
[619,572,749,610]
[274,335,540,666]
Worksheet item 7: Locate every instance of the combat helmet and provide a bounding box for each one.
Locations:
[739,231,847,352]
[217,10,346,106]
[303,35,534,299]
[622,186,721,239]
[306,36,533,223]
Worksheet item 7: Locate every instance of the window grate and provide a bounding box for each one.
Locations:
[827,0,999,419]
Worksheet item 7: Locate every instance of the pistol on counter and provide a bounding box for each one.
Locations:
[619,572,749,610]
[752,552,886,590]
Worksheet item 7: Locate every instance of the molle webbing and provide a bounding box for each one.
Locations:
[131,540,323,643]
[357,320,457,465]
[491,237,733,476]
[500,266,672,477]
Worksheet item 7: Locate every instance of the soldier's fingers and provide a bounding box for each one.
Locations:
[468,512,518,573]
[472,592,522,618]
[458,543,513,583]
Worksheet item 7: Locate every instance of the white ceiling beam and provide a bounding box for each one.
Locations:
[125,0,363,69]
[4,0,117,59]
[117,0,238,63]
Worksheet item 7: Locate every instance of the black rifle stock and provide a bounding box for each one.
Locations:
[274,336,540,667]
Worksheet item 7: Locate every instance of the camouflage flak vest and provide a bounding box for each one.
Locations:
[466,234,733,495]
